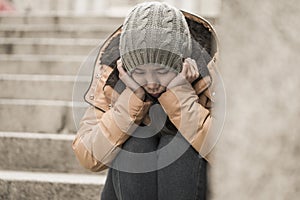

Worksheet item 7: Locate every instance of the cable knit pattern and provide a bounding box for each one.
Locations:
[119,2,192,73]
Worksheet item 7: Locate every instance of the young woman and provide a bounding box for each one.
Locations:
[72,2,220,200]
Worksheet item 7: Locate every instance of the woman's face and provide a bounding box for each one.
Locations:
[131,64,177,98]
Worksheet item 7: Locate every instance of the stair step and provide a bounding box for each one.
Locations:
[0,24,119,38]
[0,99,88,133]
[0,170,105,200]
[0,38,103,55]
[0,74,90,101]
[0,54,92,75]
[0,13,124,25]
[0,131,108,175]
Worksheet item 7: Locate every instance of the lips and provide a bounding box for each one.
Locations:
[149,93,161,98]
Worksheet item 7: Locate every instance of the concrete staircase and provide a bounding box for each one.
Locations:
[0,13,124,199]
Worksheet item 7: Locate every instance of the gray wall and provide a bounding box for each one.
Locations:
[211,0,300,199]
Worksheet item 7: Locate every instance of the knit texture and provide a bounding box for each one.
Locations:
[119,2,192,73]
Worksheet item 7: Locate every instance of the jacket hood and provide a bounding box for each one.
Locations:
[84,11,219,111]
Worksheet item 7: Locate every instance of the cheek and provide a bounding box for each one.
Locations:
[132,75,147,86]
[158,79,169,87]
[158,74,177,87]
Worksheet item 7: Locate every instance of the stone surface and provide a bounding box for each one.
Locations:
[0,38,100,55]
[0,74,90,101]
[0,5,122,200]
[0,171,105,200]
[0,99,87,133]
[0,14,123,25]
[0,24,118,39]
[211,0,300,199]
[0,132,108,175]
[0,181,101,200]
[0,54,84,75]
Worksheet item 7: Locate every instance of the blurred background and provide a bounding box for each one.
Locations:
[0,0,299,199]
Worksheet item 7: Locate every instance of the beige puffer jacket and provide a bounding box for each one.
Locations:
[72,11,220,172]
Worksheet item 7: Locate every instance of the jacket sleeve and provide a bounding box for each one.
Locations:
[157,83,213,162]
[72,88,152,172]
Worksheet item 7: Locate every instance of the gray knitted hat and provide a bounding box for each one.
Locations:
[119,2,192,73]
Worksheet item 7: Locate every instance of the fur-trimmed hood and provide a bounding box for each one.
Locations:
[84,10,219,113]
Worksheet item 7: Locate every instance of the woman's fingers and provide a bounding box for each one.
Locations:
[181,61,188,75]
[185,61,193,80]
[184,58,199,83]
[117,59,126,77]
[116,59,144,100]
[187,58,196,74]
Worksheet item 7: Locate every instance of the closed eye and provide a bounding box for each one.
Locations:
[133,69,145,74]
[157,69,169,74]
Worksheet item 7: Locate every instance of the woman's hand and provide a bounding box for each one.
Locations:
[117,59,145,100]
[167,58,199,89]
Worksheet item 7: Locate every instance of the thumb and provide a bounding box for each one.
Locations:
[117,60,127,77]
[181,61,188,75]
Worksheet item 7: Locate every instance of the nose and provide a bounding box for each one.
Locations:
[146,82,160,92]
[145,73,160,92]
